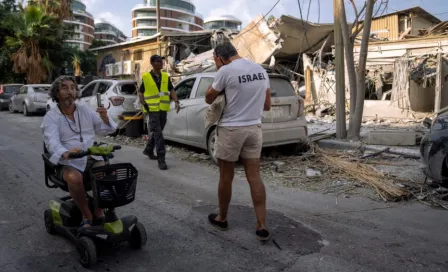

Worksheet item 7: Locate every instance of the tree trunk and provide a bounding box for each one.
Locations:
[338,0,357,136]
[349,0,375,140]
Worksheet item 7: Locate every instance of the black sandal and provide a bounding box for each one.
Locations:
[208,214,228,231]
[256,229,271,241]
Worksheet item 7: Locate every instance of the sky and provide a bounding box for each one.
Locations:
[81,0,448,38]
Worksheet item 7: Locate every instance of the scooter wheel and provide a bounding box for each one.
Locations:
[44,209,56,235]
[128,222,147,249]
[77,236,97,268]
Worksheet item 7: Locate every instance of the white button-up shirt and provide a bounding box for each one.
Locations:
[41,103,118,172]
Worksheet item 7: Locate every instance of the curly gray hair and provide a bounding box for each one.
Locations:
[49,75,80,103]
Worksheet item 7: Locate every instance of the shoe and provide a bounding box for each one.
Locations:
[143,149,158,160]
[256,229,271,241]
[158,157,168,170]
[208,213,228,231]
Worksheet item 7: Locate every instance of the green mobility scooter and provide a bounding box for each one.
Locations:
[42,142,147,267]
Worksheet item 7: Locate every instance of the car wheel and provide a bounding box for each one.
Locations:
[9,102,16,113]
[207,128,219,166]
[23,103,30,116]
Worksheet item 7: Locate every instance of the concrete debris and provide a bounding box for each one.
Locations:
[367,130,417,146]
[272,161,286,173]
[306,169,322,177]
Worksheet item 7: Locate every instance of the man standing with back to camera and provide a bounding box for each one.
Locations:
[139,54,180,170]
[205,42,272,241]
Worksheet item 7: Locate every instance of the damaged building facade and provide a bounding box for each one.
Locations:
[304,6,448,119]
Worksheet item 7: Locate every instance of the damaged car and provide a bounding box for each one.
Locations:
[420,112,448,186]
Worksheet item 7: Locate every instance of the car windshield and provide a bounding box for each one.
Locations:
[33,86,50,93]
[4,85,22,93]
[117,83,137,95]
[269,77,295,97]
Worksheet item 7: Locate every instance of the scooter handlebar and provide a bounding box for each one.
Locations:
[66,145,121,159]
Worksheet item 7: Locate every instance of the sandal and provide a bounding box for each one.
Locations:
[78,219,92,230]
[256,229,271,241]
[208,214,228,231]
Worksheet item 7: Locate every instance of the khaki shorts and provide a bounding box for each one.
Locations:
[215,124,262,162]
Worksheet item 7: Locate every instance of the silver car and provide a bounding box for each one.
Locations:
[161,72,308,165]
[9,84,51,115]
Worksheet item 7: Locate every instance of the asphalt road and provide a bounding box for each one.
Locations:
[0,110,447,272]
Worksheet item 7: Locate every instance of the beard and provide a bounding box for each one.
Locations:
[62,96,75,107]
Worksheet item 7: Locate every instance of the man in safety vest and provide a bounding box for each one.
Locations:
[139,54,180,170]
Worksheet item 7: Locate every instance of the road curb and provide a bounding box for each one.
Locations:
[316,139,421,159]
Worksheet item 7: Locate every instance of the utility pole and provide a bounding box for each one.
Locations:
[156,0,161,55]
[334,0,347,139]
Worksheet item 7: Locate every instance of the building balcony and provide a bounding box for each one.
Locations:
[94,30,118,37]
[133,17,203,29]
[133,3,203,19]
[73,10,94,20]
[64,20,95,29]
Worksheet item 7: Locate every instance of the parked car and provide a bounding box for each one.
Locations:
[158,72,308,165]
[9,84,51,115]
[46,80,138,128]
[0,84,23,111]
[420,109,448,187]
[46,84,84,112]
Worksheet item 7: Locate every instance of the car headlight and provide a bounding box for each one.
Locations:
[431,116,448,131]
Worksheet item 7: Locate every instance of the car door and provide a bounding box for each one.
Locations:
[187,76,215,144]
[14,86,27,109]
[164,77,197,141]
[78,82,98,108]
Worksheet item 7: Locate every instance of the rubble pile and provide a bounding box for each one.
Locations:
[410,56,438,87]
[103,134,446,207]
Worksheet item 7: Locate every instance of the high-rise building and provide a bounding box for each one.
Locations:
[94,19,128,46]
[131,0,204,39]
[204,15,242,32]
[64,0,95,51]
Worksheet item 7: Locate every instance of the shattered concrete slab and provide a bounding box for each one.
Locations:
[231,14,283,64]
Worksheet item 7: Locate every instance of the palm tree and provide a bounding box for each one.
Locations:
[4,3,59,83]
[28,0,72,22]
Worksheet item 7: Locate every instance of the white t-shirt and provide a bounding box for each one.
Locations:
[212,58,269,127]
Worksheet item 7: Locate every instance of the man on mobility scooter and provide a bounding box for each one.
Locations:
[41,76,147,267]
[42,76,117,228]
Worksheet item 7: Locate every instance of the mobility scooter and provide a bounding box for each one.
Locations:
[42,142,147,267]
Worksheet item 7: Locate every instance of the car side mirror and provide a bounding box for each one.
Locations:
[423,117,432,129]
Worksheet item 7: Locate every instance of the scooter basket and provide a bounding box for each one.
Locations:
[89,163,138,209]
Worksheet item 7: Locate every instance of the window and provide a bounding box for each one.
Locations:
[4,85,21,94]
[269,77,296,97]
[175,78,196,100]
[117,83,137,95]
[97,82,111,94]
[195,77,214,98]
[134,49,143,61]
[81,83,96,98]
[19,86,27,94]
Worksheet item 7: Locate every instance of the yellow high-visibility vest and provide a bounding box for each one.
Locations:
[142,72,171,112]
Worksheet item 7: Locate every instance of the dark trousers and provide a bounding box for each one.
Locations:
[145,111,167,157]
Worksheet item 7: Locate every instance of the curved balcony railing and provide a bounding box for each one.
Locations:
[133,3,203,19]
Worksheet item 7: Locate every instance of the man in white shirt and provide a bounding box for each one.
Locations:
[205,42,272,241]
[41,76,118,229]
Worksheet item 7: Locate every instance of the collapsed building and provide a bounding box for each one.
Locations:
[90,5,448,119]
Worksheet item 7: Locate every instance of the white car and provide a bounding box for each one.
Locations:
[162,72,308,165]
[47,80,138,129]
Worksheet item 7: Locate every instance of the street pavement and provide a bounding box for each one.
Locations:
[0,110,447,272]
